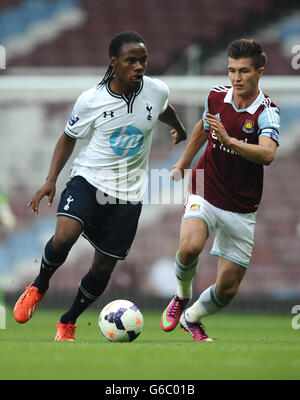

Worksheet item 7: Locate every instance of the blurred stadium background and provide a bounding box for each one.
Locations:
[0,0,300,313]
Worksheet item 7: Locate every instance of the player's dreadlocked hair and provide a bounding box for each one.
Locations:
[227,39,267,69]
[98,31,146,87]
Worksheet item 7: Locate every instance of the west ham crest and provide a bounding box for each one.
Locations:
[242,119,255,133]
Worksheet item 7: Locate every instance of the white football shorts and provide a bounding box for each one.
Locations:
[182,194,257,268]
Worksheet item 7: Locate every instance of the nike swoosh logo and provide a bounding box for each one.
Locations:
[162,310,172,327]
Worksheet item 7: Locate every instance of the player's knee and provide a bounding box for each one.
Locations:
[178,240,202,265]
[52,233,77,256]
[91,252,117,281]
[53,216,83,255]
[215,283,238,304]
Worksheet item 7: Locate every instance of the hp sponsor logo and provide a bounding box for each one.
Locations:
[110,126,144,157]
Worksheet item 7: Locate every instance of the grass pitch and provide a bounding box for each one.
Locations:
[0,307,299,380]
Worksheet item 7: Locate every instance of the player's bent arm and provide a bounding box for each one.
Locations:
[170,119,208,181]
[28,133,76,214]
[158,104,186,144]
[227,135,277,166]
[179,119,209,167]
[46,132,77,183]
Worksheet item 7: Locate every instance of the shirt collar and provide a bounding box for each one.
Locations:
[224,87,264,114]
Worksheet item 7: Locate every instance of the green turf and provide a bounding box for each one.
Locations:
[0,307,299,380]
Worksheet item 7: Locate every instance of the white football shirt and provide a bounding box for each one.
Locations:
[64,76,169,201]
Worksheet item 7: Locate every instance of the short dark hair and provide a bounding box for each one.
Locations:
[227,39,267,69]
[99,31,146,86]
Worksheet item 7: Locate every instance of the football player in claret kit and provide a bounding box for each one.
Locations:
[161,39,280,341]
[13,31,186,341]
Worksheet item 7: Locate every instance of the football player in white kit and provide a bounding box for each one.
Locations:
[14,31,186,341]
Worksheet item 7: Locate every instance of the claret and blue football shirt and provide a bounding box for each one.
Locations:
[191,86,280,213]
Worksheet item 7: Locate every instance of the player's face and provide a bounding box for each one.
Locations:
[111,42,147,93]
[228,57,264,99]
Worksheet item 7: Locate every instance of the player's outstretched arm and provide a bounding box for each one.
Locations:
[28,133,76,214]
[158,104,186,145]
[170,119,208,181]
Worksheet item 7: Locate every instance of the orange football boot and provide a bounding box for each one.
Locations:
[55,321,77,341]
[13,282,45,323]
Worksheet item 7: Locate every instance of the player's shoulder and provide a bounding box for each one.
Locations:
[77,83,111,106]
[257,92,280,131]
[143,76,169,95]
[261,92,280,111]
[210,85,231,93]
[206,85,231,107]
[208,85,231,99]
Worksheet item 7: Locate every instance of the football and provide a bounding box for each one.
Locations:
[99,299,143,342]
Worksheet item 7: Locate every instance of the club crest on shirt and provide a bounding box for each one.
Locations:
[190,204,200,210]
[146,102,152,120]
[242,119,255,133]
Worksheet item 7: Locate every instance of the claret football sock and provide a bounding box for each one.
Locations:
[185,284,227,322]
[174,251,198,299]
[33,237,68,294]
[59,269,107,324]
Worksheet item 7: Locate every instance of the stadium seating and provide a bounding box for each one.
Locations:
[2,0,299,75]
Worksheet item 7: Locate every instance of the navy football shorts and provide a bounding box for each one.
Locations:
[57,175,142,259]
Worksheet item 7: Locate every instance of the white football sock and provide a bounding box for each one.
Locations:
[174,251,198,299]
[185,284,227,322]
[176,276,193,299]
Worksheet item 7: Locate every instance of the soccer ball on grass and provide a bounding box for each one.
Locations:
[99,299,143,342]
